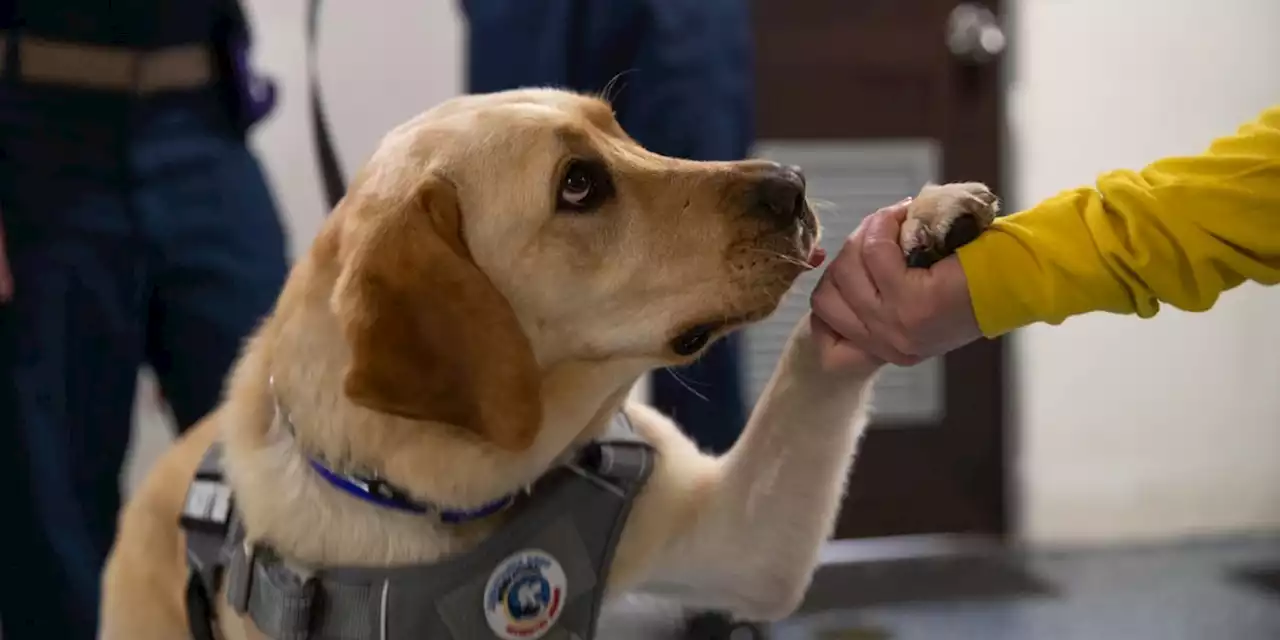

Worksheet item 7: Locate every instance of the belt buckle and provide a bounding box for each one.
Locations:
[225,540,256,614]
[127,50,152,95]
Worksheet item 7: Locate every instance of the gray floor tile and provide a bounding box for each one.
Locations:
[772,536,1280,640]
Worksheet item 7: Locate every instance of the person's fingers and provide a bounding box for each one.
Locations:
[826,228,878,320]
[810,314,885,374]
[875,199,911,225]
[861,204,911,304]
[829,204,906,306]
[810,272,869,346]
[822,226,920,363]
[810,312,838,344]
[813,272,918,366]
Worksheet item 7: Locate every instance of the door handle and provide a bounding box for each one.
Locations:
[947,3,1006,64]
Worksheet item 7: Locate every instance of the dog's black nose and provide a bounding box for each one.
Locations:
[752,163,807,225]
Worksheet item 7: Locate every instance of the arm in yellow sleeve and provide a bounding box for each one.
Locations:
[956,104,1280,337]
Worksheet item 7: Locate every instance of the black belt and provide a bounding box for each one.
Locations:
[0,33,214,94]
[306,0,347,211]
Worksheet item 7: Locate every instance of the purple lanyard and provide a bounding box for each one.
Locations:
[228,33,277,128]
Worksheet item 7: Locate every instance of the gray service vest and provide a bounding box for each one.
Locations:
[181,412,654,640]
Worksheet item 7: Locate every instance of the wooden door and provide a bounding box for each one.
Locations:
[744,0,1009,538]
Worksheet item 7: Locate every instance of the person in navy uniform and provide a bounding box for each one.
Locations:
[0,1,288,637]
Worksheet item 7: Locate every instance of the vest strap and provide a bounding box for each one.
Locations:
[228,520,386,639]
[183,410,655,640]
[583,411,653,486]
[239,550,319,640]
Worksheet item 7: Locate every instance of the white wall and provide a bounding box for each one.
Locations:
[246,0,464,254]
[130,0,1280,545]
[1007,0,1280,544]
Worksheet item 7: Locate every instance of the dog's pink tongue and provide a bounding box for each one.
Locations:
[807,246,827,268]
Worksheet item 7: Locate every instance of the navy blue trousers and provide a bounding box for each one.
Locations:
[0,86,288,639]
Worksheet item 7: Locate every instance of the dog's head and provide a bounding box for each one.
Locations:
[328,89,818,452]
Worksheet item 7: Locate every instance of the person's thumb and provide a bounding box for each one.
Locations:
[862,203,909,300]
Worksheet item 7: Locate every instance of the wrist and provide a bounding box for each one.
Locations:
[934,256,983,347]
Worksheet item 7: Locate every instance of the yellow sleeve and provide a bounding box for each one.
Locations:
[956,104,1280,337]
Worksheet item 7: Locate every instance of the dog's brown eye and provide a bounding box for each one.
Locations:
[562,166,593,204]
[557,160,612,212]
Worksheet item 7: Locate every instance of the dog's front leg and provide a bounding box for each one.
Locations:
[620,314,876,620]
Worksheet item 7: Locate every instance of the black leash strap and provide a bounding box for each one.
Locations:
[306,0,346,210]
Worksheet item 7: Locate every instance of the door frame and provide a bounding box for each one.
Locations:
[752,0,1012,540]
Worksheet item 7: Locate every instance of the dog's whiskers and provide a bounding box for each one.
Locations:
[600,70,638,105]
[809,198,838,212]
[745,247,810,269]
[662,368,710,403]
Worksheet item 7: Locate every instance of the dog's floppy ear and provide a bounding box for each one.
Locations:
[332,176,542,450]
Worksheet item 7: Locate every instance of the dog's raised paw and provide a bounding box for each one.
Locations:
[900,182,1000,268]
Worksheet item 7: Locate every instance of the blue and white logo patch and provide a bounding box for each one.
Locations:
[483,549,567,639]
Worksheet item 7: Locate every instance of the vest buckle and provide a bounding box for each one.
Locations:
[227,542,319,640]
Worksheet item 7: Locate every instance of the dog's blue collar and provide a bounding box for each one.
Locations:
[305,458,517,523]
[270,377,519,524]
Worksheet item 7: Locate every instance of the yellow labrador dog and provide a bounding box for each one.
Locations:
[99,88,997,639]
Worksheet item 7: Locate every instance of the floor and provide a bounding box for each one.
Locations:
[600,536,1280,639]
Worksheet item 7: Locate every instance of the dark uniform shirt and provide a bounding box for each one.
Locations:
[10,0,220,47]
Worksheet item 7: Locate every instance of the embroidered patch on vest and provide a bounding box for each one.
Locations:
[483,549,568,639]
